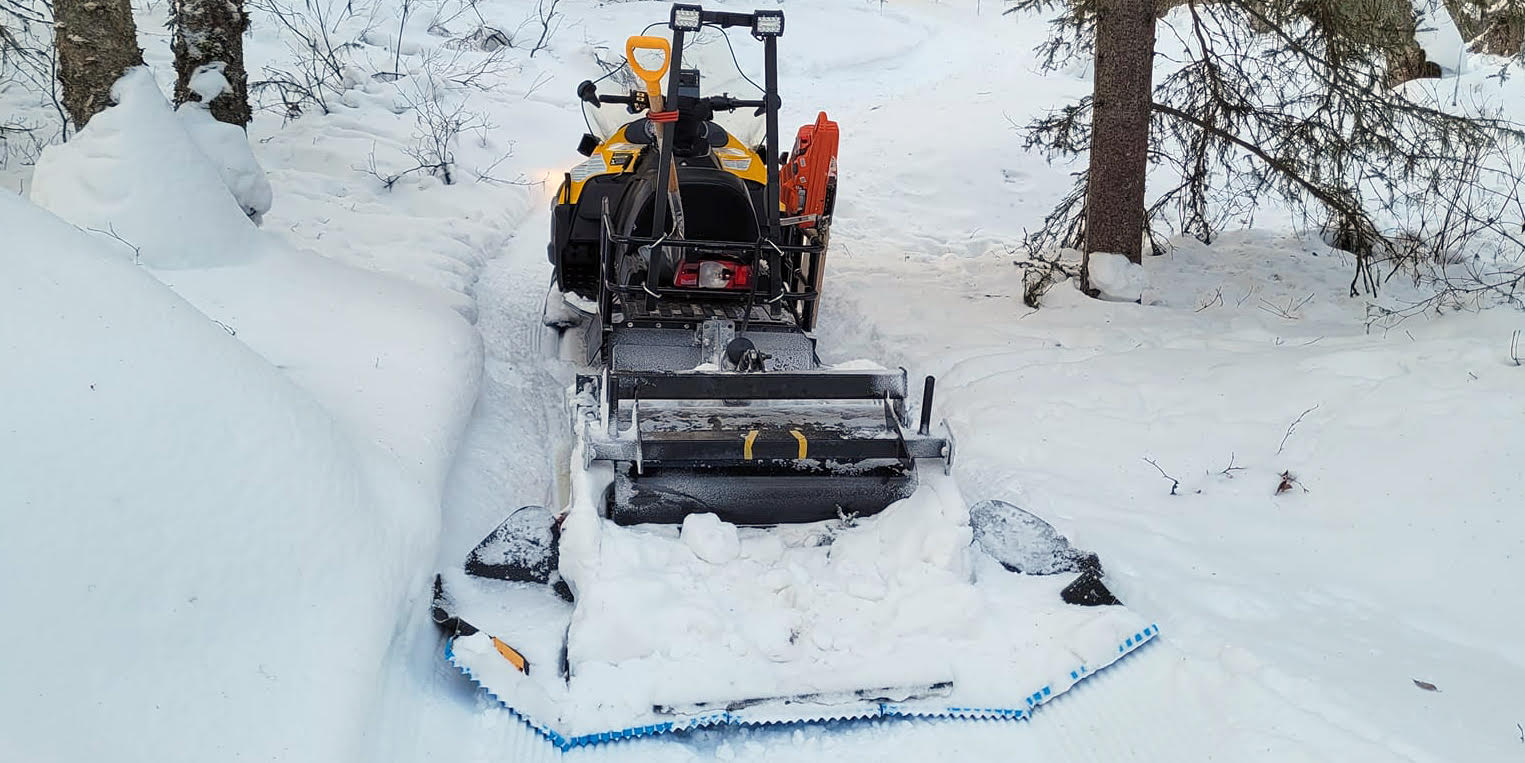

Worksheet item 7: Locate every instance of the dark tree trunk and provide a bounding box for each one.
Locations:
[53,0,144,128]
[1442,0,1489,41]
[1472,8,1525,56]
[1082,0,1156,290]
[1370,0,1440,86]
[171,0,252,126]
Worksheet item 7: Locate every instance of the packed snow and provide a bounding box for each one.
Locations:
[3,0,1525,760]
[1085,252,1149,303]
[444,468,1150,738]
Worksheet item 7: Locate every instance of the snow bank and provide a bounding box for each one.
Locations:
[178,67,274,221]
[0,190,426,761]
[1086,252,1148,302]
[29,64,480,503]
[29,67,256,268]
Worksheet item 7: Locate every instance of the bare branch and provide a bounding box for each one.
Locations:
[1277,404,1321,455]
[1143,457,1181,495]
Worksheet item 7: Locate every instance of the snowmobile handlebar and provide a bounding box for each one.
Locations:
[578,80,767,115]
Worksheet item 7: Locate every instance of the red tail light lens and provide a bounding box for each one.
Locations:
[674,260,751,289]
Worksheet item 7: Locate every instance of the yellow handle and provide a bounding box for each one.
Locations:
[626,35,672,100]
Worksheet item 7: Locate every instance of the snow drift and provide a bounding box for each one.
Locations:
[29,67,257,268]
[0,64,480,762]
[0,189,427,761]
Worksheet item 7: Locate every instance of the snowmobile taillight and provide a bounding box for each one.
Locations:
[675,260,751,290]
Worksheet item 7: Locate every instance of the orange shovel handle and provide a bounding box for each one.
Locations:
[626,35,672,99]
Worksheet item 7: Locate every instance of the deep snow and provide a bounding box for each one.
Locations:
[2,0,1524,760]
[2,62,478,762]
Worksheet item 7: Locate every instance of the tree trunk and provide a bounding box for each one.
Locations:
[53,0,144,128]
[1369,0,1440,86]
[1083,0,1156,291]
[172,0,252,126]
[1441,0,1489,40]
[1471,6,1525,56]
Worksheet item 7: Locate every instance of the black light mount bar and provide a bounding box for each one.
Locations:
[670,4,784,37]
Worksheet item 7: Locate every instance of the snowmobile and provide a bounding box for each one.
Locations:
[433,4,1158,749]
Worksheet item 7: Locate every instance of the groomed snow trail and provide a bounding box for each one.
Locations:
[360,216,570,762]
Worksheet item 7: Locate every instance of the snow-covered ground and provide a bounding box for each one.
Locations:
[3,0,1524,760]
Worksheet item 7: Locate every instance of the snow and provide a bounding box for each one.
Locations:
[2,55,478,761]
[177,66,275,221]
[187,63,230,102]
[970,499,1088,575]
[29,67,256,268]
[0,188,424,761]
[454,467,1150,737]
[3,0,1525,760]
[1086,252,1148,303]
[680,512,741,564]
[1414,1,1470,74]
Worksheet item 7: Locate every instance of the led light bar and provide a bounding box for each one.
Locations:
[752,10,784,37]
[670,4,702,31]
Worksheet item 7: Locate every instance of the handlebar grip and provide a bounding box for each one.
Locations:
[705,96,765,112]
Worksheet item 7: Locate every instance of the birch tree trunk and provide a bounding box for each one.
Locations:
[172,0,251,126]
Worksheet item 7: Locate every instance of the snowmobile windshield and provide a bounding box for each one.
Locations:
[582,26,767,147]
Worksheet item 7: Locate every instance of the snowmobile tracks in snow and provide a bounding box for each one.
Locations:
[444,623,1162,751]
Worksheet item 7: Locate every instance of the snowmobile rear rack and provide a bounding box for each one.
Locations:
[598,200,826,305]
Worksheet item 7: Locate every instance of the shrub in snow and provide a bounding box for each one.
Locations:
[1087,252,1148,302]
[30,67,256,268]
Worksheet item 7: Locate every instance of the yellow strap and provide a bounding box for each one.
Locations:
[743,430,759,460]
[789,429,808,459]
[491,637,528,673]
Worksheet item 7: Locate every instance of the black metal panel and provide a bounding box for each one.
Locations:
[762,35,782,301]
[613,369,907,401]
[610,461,916,525]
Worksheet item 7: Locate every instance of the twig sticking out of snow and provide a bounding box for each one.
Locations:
[1218,452,1245,478]
[1257,293,1315,320]
[1143,457,1180,496]
[519,0,561,58]
[1511,329,1521,366]
[1277,404,1320,455]
[87,223,142,265]
[1195,288,1223,312]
